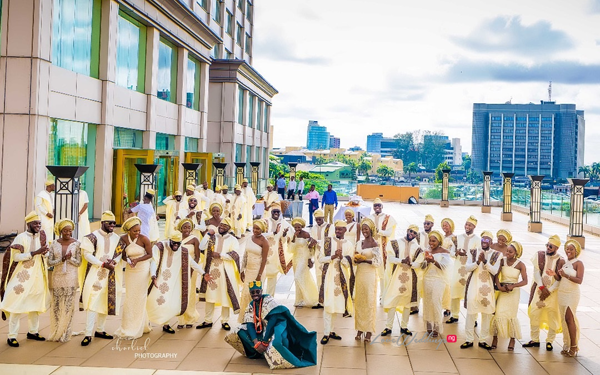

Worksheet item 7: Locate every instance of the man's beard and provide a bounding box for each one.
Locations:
[219,228,229,235]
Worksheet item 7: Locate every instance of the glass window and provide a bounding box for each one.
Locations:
[212,0,222,24]
[52,0,101,77]
[211,44,219,59]
[238,0,244,11]
[186,57,200,110]
[236,23,243,46]
[247,1,253,21]
[246,145,252,172]
[263,104,269,132]
[185,137,199,152]
[114,127,143,148]
[238,86,245,124]
[157,38,177,102]
[226,11,234,35]
[224,49,232,59]
[256,101,263,131]
[255,147,260,163]
[156,133,175,150]
[197,0,207,9]
[235,143,243,162]
[245,33,251,54]
[247,94,254,128]
[116,12,146,92]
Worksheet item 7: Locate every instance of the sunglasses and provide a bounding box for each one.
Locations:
[272,210,281,214]
[482,238,491,243]
[105,221,117,226]
[408,230,417,234]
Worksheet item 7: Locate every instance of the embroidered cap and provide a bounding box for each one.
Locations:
[25,211,40,224]
[249,280,263,290]
[424,214,435,223]
[548,234,561,248]
[101,211,116,222]
[169,231,183,242]
[466,215,478,226]
[313,209,324,218]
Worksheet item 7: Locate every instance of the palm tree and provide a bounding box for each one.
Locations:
[358,159,372,176]
[404,162,417,182]
[377,165,394,180]
[591,162,600,182]
[578,165,591,178]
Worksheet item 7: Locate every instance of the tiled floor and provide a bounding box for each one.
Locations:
[2,202,600,374]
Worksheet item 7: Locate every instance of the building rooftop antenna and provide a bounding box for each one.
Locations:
[548,81,552,102]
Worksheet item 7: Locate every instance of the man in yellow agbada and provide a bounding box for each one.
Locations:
[162,190,184,238]
[0,212,51,347]
[79,211,124,347]
[367,198,398,301]
[263,203,293,296]
[35,179,55,240]
[231,185,248,238]
[241,179,256,232]
[196,218,242,331]
[319,221,355,345]
[146,231,205,334]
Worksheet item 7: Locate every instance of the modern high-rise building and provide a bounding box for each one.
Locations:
[0,0,277,231]
[306,120,330,150]
[329,135,340,149]
[366,132,397,156]
[471,101,585,179]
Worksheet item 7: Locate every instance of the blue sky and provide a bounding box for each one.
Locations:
[252,0,600,163]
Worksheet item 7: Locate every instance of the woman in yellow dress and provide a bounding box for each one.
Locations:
[547,240,584,357]
[353,218,381,342]
[114,217,154,340]
[47,219,81,342]
[289,218,319,307]
[176,219,202,329]
[238,220,270,322]
[492,229,512,256]
[343,209,359,248]
[422,230,452,337]
[490,241,527,350]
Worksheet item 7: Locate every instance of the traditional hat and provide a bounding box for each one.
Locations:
[221,217,234,228]
[314,209,325,218]
[441,218,455,232]
[101,211,116,222]
[267,183,274,188]
[564,239,582,258]
[291,217,306,227]
[480,230,493,239]
[408,224,419,233]
[249,280,263,291]
[234,184,242,191]
[253,219,267,233]
[334,220,347,228]
[221,185,229,190]
[169,231,183,242]
[176,218,194,232]
[215,185,222,192]
[122,217,142,232]
[509,241,523,258]
[54,219,75,236]
[429,230,443,244]
[373,198,383,205]
[146,189,155,197]
[45,179,55,186]
[174,190,183,196]
[424,214,435,223]
[243,178,249,183]
[270,202,282,210]
[209,202,223,214]
[497,229,512,243]
[25,211,40,224]
[186,184,196,191]
[466,215,478,226]
[361,218,376,234]
[548,234,561,248]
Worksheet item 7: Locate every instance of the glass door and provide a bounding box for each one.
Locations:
[156,154,179,206]
[113,149,154,224]
[184,152,214,186]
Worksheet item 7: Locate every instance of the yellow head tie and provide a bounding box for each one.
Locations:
[480,230,493,240]
[441,218,454,233]
[209,202,223,215]
[361,218,376,235]
[169,231,183,242]
[496,229,512,243]
[429,230,443,244]
[344,208,355,217]
[548,234,561,248]
[564,240,582,258]
[408,224,419,233]
[253,219,267,233]
[54,219,75,236]
[122,217,142,232]
[25,211,40,224]
[466,215,478,226]
[314,209,324,218]
[177,218,194,232]
[509,241,523,258]
[221,217,234,229]
[291,217,306,228]
[101,211,116,222]
[334,220,347,228]
[424,214,435,223]
[249,280,263,291]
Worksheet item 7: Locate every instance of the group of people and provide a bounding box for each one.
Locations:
[0,184,585,366]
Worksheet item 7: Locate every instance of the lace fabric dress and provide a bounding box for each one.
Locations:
[239,236,268,322]
[47,240,82,342]
[354,241,382,333]
[558,259,581,348]
[490,259,522,339]
[289,237,318,307]
[114,237,152,339]
[422,252,452,333]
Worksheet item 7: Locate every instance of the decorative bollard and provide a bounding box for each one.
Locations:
[182,163,201,188]
[567,178,589,249]
[528,175,544,233]
[235,162,246,186]
[250,162,260,193]
[440,168,451,208]
[481,171,493,213]
[501,172,514,221]
[213,162,227,190]
[46,166,89,240]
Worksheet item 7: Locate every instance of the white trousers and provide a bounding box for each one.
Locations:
[530,307,558,343]
[265,275,277,296]
[451,298,461,319]
[8,312,40,339]
[85,311,108,337]
[385,307,410,330]
[465,312,492,343]
[323,311,337,336]
[204,302,230,324]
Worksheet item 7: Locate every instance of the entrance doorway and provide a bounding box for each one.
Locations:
[184,152,215,186]
[113,149,155,225]
[156,151,180,206]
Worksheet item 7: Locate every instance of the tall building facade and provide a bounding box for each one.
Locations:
[0,0,276,232]
[306,120,329,150]
[366,132,397,156]
[329,135,340,149]
[471,102,585,179]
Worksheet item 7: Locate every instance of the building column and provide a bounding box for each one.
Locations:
[93,125,115,216]
[440,168,451,207]
[528,175,544,233]
[567,178,589,249]
[481,171,493,213]
[501,172,514,222]
[144,27,160,150]
[198,62,210,152]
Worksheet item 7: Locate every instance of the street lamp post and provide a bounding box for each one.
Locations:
[234,162,246,186]
[440,168,451,207]
[481,171,493,213]
[213,162,227,190]
[182,163,201,188]
[528,175,544,232]
[567,178,589,249]
[250,162,260,192]
[46,166,89,240]
[501,172,514,221]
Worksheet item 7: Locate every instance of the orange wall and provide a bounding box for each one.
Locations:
[357,184,420,203]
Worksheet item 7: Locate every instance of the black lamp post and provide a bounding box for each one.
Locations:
[46,166,89,240]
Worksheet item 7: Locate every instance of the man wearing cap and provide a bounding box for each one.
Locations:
[196,181,214,211]
[381,224,423,337]
[319,220,355,344]
[79,211,123,346]
[310,209,333,308]
[419,214,435,249]
[368,198,397,301]
[231,185,248,237]
[448,216,481,324]
[262,184,281,219]
[129,190,159,242]
[241,179,256,232]
[523,234,563,351]
[184,184,202,206]
[147,231,206,334]
[35,179,55,240]
[460,231,502,350]
[163,191,184,238]
[177,197,205,238]
[197,218,242,330]
[263,203,293,296]
[0,212,50,347]
[221,185,234,218]
[211,186,228,217]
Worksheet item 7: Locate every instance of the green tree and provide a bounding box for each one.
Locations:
[314,156,326,165]
[462,154,472,172]
[377,165,394,180]
[295,171,331,194]
[392,132,416,163]
[434,162,451,183]
[591,162,600,182]
[404,162,417,181]
[421,131,448,170]
[358,159,372,176]
[268,154,289,182]
[578,165,591,178]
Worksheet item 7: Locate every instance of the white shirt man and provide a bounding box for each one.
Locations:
[241,179,256,231]
[35,180,55,240]
[368,198,398,300]
[196,182,214,211]
[231,185,248,237]
[263,203,293,296]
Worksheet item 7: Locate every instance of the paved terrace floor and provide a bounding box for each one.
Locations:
[2,202,600,375]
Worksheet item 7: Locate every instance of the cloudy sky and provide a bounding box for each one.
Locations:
[252,0,600,162]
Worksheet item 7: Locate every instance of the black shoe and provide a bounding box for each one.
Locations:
[410,309,419,315]
[329,332,342,340]
[26,332,46,341]
[311,304,324,309]
[320,335,329,345]
[460,342,473,349]
[163,325,175,334]
[94,331,113,340]
[443,310,451,317]
[400,328,413,336]
[381,328,392,337]
[478,342,492,350]
[546,342,553,351]
[522,340,540,348]
[7,338,19,347]
[446,317,459,324]
[475,321,478,327]
[81,336,92,346]
[222,323,231,331]
[196,322,213,329]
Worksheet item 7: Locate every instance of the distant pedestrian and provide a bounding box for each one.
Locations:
[276,174,286,200]
[305,185,319,227]
[287,176,297,200]
[297,176,305,200]
[321,184,338,224]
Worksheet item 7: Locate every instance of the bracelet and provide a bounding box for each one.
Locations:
[254,341,262,349]
[539,285,545,290]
